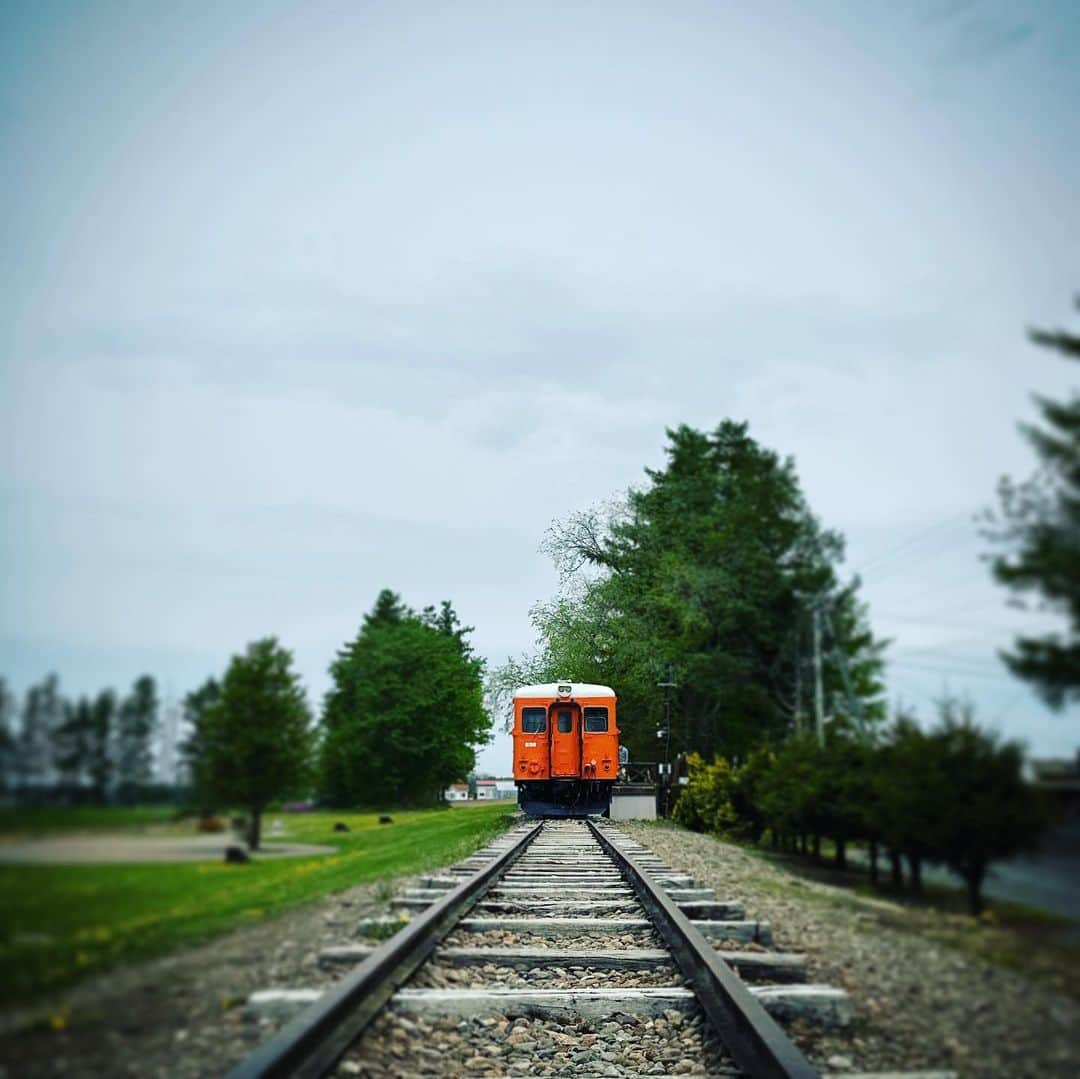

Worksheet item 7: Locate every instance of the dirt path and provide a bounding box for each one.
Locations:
[0,834,334,864]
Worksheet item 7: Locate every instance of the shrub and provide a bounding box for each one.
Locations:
[673,753,739,834]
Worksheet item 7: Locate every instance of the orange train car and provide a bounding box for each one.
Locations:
[511,681,619,817]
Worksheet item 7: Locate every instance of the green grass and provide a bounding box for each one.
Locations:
[0,803,515,1008]
[0,806,178,836]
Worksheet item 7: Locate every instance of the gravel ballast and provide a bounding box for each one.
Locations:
[410,961,682,990]
[442,928,664,950]
[336,1009,736,1077]
[624,821,1080,1078]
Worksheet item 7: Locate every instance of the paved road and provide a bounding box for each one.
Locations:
[871,819,1080,923]
[940,818,1079,922]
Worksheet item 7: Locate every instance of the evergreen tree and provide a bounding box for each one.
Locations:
[54,696,94,792]
[816,585,889,736]
[987,296,1080,707]
[87,690,116,804]
[875,714,948,895]
[367,588,408,628]
[178,677,221,814]
[930,699,1048,915]
[17,674,63,794]
[203,639,312,849]
[0,679,16,794]
[320,591,490,807]
[115,676,158,799]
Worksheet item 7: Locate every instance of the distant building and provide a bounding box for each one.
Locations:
[444,783,470,802]
[475,778,516,801]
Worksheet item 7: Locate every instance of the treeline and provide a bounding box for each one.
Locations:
[0,674,163,805]
[674,701,1047,915]
[491,413,1056,913]
[1,591,490,843]
[180,591,488,847]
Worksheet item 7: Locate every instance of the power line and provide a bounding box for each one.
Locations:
[888,659,1014,683]
[890,647,1009,670]
[875,610,1047,634]
[871,567,997,613]
[898,638,1009,657]
[858,512,974,581]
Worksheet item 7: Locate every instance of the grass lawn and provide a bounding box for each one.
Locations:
[0,803,515,1008]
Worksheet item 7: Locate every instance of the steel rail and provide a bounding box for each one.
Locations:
[587,820,820,1079]
[227,820,544,1079]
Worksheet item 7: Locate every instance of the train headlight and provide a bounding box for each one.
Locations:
[558,683,572,697]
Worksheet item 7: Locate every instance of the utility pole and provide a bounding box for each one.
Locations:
[822,607,867,741]
[812,603,825,748]
[657,663,678,818]
[793,613,803,736]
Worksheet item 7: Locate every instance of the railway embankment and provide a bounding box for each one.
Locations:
[4,813,1076,1077]
[0,866,395,1077]
[0,805,515,1078]
[623,821,1080,1078]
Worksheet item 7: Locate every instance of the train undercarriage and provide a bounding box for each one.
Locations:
[517,778,613,818]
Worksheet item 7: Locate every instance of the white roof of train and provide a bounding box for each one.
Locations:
[513,682,616,699]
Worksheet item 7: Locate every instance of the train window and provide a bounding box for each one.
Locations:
[584,707,609,732]
[557,710,573,733]
[521,708,546,733]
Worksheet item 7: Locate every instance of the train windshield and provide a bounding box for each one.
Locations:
[521,707,546,733]
[584,707,609,732]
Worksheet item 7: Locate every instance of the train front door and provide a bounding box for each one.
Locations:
[549,703,581,777]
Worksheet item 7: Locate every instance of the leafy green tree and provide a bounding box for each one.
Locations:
[320,591,490,808]
[115,676,158,801]
[930,699,1048,915]
[178,677,221,815]
[203,639,312,849]
[493,423,886,763]
[986,296,1080,707]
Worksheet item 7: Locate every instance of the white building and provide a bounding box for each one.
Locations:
[476,778,517,801]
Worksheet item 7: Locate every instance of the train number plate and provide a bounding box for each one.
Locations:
[525,741,537,748]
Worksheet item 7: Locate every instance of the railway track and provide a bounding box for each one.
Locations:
[229,819,848,1079]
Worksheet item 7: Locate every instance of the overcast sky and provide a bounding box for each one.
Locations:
[2,0,1078,776]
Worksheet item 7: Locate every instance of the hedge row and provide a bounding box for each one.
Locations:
[672,703,1048,914]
